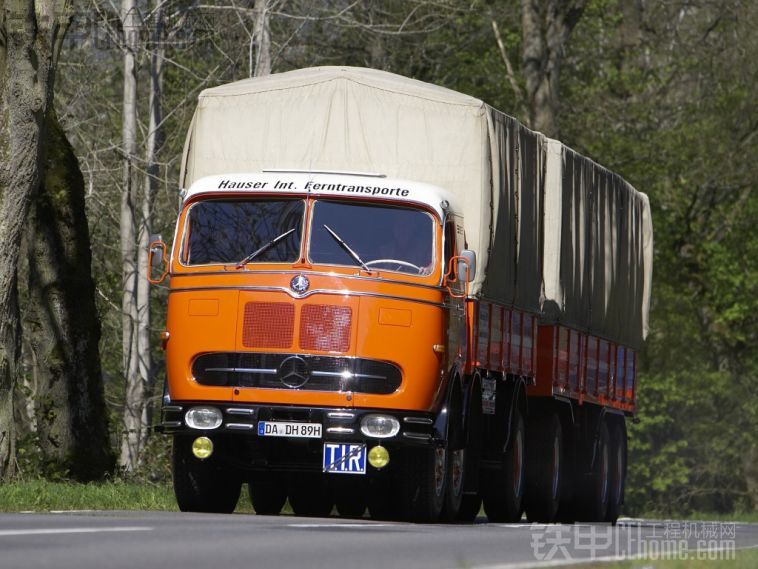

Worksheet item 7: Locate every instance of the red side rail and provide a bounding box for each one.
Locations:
[465,299,637,413]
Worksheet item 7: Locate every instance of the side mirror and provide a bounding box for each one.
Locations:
[458,250,476,283]
[148,236,168,284]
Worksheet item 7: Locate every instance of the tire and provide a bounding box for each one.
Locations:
[249,473,288,515]
[524,413,564,523]
[605,421,627,524]
[578,419,611,522]
[367,476,403,521]
[455,494,483,523]
[481,408,525,523]
[442,391,466,522]
[455,377,483,523]
[402,446,447,523]
[334,478,367,518]
[288,474,334,517]
[172,436,241,513]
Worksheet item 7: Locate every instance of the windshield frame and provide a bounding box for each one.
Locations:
[177,196,308,268]
[306,198,439,278]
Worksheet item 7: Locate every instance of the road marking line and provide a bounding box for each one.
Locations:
[49,510,96,514]
[0,527,153,537]
[287,523,394,529]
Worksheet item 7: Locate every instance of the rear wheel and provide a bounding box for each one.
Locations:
[249,473,288,515]
[524,413,563,523]
[456,494,482,523]
[605,421,627,524]
[289,474,334,517]
[578,419,611,522]
[172,436,241,513]
[481,408,525,522]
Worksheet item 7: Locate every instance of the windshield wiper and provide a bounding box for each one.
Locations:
[323,224,372,273]
[236,228,296,269]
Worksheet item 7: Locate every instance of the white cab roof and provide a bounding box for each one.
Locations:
[183,171,458,220]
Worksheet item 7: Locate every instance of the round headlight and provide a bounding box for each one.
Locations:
[360,414,400,438]
[192,436,214,459]
[368,445,390,469]
[185,406,223,430]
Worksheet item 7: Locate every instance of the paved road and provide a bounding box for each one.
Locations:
[0,511,756,569]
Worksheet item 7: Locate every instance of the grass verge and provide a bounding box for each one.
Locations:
[0,479,179,512]
[575,546,758,568]
[631,511,758,523]
[0,479,281,514]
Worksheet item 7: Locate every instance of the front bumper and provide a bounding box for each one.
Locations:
[158,401,442,474]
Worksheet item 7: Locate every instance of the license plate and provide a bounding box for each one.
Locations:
[257,421,322,439]
[323,443,366,475]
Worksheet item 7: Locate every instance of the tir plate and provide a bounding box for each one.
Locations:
[323,443,366,474]
[257,421,322,439]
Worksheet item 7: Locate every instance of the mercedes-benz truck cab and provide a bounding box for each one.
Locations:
[155,171,475,520]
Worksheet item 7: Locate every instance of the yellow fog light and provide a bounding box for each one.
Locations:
[368,445,390,469]
[191,436,214,460]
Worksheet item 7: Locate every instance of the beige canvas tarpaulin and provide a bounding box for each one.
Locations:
[180,66,652,348]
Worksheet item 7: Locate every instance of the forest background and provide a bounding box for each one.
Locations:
[0,0,755,517]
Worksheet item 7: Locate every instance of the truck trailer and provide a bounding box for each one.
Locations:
[151,67,653,523]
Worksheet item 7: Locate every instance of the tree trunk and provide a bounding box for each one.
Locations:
[0,0,71,479]
[24,109,115,480]
[119,0,143,471]
[252,0,271,76]
[521,0,586,137]
[135,0,165,455]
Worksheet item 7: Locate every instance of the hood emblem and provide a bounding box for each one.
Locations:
[278,356,310,388]
[290,274,310,295]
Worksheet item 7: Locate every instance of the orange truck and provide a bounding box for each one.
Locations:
[151,67,653,523]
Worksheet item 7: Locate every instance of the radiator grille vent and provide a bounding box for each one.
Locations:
[299,304,352,353]
[242,302,294,349]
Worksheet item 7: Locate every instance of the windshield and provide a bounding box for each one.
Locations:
[309,201,435,275]
[182,199,304,265]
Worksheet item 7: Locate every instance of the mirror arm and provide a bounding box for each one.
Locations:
[445,255,469,299]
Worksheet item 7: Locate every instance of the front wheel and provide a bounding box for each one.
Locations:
[249,473,288,515]
[172,436,241,513]
[334,478,367,518]
[402,446,447,523]
[288,474,334,517]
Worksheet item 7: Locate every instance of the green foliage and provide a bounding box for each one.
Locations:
[560,0,758,514]
[26,0,755,517]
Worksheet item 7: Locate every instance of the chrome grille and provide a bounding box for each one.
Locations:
[192,352,401,394]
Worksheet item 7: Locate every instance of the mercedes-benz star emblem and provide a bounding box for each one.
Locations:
[278,356,310,389]
[290,274,310,294]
